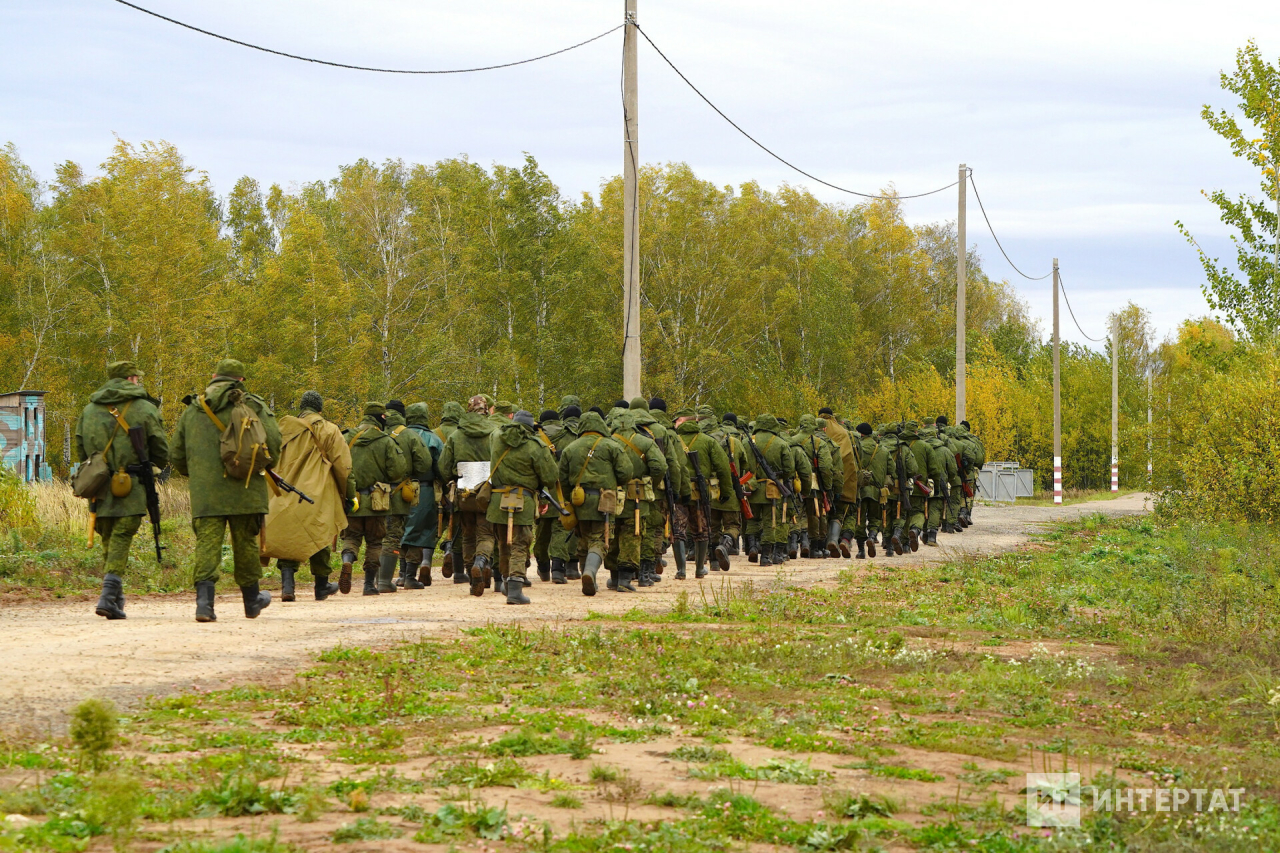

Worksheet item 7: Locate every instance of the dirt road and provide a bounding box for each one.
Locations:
[0,493,1150,731]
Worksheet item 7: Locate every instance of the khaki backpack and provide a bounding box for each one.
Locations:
[199,390,272,485]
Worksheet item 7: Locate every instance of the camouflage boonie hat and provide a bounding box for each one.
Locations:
[107,360,142,380]
[363,402,386,417]
[214,358,246,379]
[494,400,515,416]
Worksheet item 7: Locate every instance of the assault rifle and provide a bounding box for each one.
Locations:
[539,486,570,517]
[266,468,314,504]
[724,436,753,519]
[688,449,712,529]
[125,426,164,564]
[746,434,792,499]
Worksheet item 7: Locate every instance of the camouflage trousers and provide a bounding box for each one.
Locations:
[677,502,709,544]
[851,498,884,542]
[709,508,741,542]
[573,519,610,562]
[95,515,141,578]
[464,511,498,567]
[893,496,927,535]
[191,514,263,586]
[646,495,677,560]
[496,524,534,582]
[382,514,407,557]
[606,501,645,570]
[341,516,386,572]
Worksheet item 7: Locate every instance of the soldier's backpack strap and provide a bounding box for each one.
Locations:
[487,447,514,486]
[347,428,368,449]
[614,432,647,462]
[573,437,604,487]
[198,395,226,432]
[391,425,406,436]
[101,401,134,458]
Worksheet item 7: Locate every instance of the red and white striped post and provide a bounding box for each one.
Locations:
[1111,316,1119,493]
[1052,260,1062,505]
[1054,457,1063,505]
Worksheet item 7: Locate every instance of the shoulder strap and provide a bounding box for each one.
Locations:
[198,395,226,433]
[488,446,514,484]
[391,425,406,436]
[573,436,604,486]
[101,401,134,455]
[347,428,368,449]
[614,432,646,460]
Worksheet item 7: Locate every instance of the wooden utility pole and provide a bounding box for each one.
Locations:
[955,164,967,424]
[1052,259,1062,506]
[1111,316,1119,492]
[621,0,642,400]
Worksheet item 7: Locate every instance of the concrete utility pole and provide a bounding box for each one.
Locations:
[955,164,967,425]
[620,0,642,400]
[1052,259,1062,506]
[1111,316,1119,493]
[1147,353,1153,488]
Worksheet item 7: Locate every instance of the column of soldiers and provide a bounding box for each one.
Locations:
[75,358,985,622]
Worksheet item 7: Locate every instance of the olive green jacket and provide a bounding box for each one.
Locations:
[386,410,434,515]
[433,402,463,444]
[632,410,686,502]
[345,417,408,517]
[170,378,281,518]
[74,379,170,518]
[707,424,751,511]
[438,412,496,481]
[674,420,733,507]
[611,416,669,514]
[557,412,630,521]
[485,422,559,526]
[745,416,797,505]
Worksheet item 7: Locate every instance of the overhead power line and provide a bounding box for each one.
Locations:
[1055,271,1107,343]
[966,172,1051,281]
[634,25,958,201]
[111,0,622,74]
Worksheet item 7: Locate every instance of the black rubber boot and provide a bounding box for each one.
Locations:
[417,547,434,586]
[566,560,582,580]
[728,535,740,556]
[639,559,655,587]
[402,555,426,589]
[909,527,921,553]
[339,550,356,594]
[926,528,938,546]
[827,519,842,558]
[839,534,852,559]
[195,580,217,623]
[747,534,760,563]
[616,565,637,592]
[581,552,602,596]
[673,539,688,579]
[889,531,903,556]
[440,539,453,575]
[452,547,468,583]
[376,554,398,593]
[856,539,867,559]
[470,553,490,598]
[787,533,800,560]
[241,582,271,618]
[279,566,296,602]
[314,573,339,600]
[95,574,126,620]
[800,531,812,558]
[694,541,709,578]
[867,533,878,558]
[606,569,617,591]
[505,575,531,605]
[550,557,567,584]
[536,557,551,583]
[494,562,506,595]
[759,539,773,567]
[715,535,731,571]
[362,569,380,595]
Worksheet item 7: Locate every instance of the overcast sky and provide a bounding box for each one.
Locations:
[4,0,1277,348]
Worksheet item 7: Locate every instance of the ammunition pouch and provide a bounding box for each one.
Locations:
[369,482,393,512]
[765,480,782,500]
[708,477,721,501]
[597,487,618,515]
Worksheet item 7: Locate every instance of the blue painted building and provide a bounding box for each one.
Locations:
[0,390,51,482]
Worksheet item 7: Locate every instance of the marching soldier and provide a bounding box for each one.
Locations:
[673,407,733,578]
[532,410,567,583]
[881,424,922,555]
[433,401,467,583]
[265,391,350,601]
[75,360,170,620]
[558,409,630,596]
[609,408,668,590]
[479,410,558,604]
[340,402,408,595]
[747,413,797,567]
[818,408,857,557]
[381,400,434,591]
[849,423,882,558]
[631,398,684,581]
[401,403,444,586]
[706,412,752,568]
[437,396,498,596]
[170,358,281,622]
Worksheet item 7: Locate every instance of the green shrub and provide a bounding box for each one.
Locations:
[69,698,118,771]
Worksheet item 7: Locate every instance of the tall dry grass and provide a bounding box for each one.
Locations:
[29,477,192,538]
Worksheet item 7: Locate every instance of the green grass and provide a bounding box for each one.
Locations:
[2,513,1280,852]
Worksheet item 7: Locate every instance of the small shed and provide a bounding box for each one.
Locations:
[0,390,51,482]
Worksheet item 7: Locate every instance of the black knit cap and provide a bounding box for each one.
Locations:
[723,412,738,425]
[649,397,667,412]
[936,415,949,426]
[960,420,970,429]
[562,405,582,419]
[613,399,629,410]
[819,407,835,416]
[386,399,406,416]
[588,406,604,416]
[539,409,559,424]
[856,422,872,436]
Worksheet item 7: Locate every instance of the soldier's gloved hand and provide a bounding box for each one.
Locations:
[345,496,358,514]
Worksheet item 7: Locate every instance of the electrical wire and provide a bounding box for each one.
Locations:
[966,171,1051,281]
[635,25,958,201]
[111,0,623,74]
[1055,271,1107,343]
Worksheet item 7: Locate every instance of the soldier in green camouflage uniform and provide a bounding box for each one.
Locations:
[631,398,684,582]
[558,410,630,596]
[894,422,932,553]
[481,411,559,603]
[340,402,408,595]
[704,411,751,569]
[556,397,584,580]
[438,396,498,595]
[847,423,883,558]
[380,400,435,592]
[170,358,282,622]
[793,414,835,559]
[646,397,684,572]
[400,403,444,586]
[432,402,466,582]
[673,407,734,578]
[608,409,668,590]
[75,360,170,620]
[746,414,797,567]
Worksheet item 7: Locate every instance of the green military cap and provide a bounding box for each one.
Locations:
[672,406,696,419]
[106,360,142,380]
[695,404,716,419]
[799,413,817,429]
[629,397,649,411]
[494,400,515,416]
[214,358,246,379]
[560,394,580,410]
[364,401,386,417]
[481,393,495,407]
[903,419,918,432]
